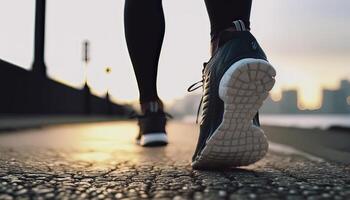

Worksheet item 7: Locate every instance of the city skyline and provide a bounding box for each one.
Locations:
[261,79,350,114]
[167,78,350,118]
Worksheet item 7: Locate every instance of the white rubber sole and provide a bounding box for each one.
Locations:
[192,58,276,169]
[137,133,168,147]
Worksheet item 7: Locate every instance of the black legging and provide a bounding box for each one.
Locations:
[124,0,252,103]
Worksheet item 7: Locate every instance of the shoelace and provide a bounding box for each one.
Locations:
[187,62,208,124]
[188,62,261,126]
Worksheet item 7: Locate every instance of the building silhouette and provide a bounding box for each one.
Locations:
[321,80,350,113]
[260,89,299,114]
[260,79,350,114]
[280,90,299,113]
[171,79,350,116]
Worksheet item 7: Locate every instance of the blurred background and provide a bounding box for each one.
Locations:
[0,0,349,129]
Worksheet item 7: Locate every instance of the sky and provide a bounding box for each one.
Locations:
[1,0,350,109]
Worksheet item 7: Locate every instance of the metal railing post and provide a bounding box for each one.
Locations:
[32,0,47,76]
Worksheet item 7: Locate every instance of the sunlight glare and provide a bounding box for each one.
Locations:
[70,122,139,163]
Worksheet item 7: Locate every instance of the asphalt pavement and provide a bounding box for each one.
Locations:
[0,121,349,200]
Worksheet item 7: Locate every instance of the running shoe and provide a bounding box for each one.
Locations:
[190,20,276,169]
[134,101,170,147]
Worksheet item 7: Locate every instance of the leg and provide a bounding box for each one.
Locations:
[204,0,252,38]
[191,0,276,169]
[124,0,165,104]
[124,0,169,147]
[204,0,252,54]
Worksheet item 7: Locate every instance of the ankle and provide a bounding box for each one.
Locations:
[140,99,164,114]
[211,20,250,55]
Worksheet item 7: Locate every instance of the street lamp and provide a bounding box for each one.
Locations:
[105,66,112,115]
[105,66,112,97]
[82,40,91,114]
[82,40,90,86]
[32,0,47,76]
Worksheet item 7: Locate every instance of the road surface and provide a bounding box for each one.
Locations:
[0,121,349,199]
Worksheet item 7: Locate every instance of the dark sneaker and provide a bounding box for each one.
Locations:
[190,20,276,169]
[135,101,169,147]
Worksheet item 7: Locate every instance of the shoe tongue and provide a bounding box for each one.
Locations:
[232,20,248,31]
[141,100,163,114]
[211,20,249,54]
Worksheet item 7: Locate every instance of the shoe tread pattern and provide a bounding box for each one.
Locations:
[192,58,276,169]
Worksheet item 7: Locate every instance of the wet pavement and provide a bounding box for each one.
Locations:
[0,121,349,200]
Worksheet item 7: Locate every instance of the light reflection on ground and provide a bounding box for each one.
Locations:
[67,122,142,163]
[0,121,198,165]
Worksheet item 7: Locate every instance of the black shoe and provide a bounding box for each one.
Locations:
[134,101,169,147]
[189,20,276,169]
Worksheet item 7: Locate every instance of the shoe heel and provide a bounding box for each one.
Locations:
[138,133,168,147]
[192,58,276,169]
